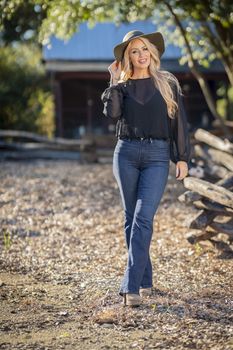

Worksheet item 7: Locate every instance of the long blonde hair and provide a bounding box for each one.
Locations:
[119,37,182,119]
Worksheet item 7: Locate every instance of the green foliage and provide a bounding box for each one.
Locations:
[0,0,46,43]
[216,84,233,121]
[1,0,232,73]
[37,0,233,87]
[0,44,55,136]
[38,0,90,45]
[149,1,233,69]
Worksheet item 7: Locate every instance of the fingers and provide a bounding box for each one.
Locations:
[108,61,122,82]
[176,163,188,180]
[108,60,121,72]
[117,60,121,68]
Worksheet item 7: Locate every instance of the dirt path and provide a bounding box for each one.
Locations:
[0,161,232,350]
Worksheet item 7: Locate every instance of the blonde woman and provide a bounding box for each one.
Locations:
[101,30,190,307]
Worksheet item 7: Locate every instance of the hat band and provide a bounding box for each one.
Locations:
[123,31,144,43]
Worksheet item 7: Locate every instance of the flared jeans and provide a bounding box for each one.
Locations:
[113,138,170,296]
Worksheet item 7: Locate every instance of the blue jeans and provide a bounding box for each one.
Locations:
[112,138,170,296]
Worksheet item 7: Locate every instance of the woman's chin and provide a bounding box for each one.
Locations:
[136,64,150,69]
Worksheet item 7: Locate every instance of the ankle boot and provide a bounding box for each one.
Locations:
[123,293,141,307]
[139,287,152,297]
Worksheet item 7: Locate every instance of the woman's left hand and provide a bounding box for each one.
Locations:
[176,161,189,180]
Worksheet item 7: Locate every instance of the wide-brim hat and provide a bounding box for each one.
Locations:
[113,30,165,62]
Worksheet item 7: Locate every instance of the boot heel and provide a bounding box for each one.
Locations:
[123,293,127,306]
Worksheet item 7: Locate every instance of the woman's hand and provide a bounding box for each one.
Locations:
[176,161,189,180]
[108,60,122,85]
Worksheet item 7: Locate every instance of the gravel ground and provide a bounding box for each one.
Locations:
[0,160,232,350]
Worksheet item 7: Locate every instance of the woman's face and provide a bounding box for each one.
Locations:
[128,39,151,70]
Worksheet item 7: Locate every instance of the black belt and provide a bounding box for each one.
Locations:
[119,136,170,141]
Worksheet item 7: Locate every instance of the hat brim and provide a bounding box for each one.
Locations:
[113,32,165,62]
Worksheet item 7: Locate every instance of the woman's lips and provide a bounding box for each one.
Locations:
[138,58,147,64]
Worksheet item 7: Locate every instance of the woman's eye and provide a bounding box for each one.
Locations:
[132,50,137,54]
[143,47,148,51]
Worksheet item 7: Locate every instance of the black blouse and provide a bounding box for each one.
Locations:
[101,77,191,164]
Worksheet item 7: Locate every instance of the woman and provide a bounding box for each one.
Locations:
[101,30,190,307]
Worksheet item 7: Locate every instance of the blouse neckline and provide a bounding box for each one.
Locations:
[129,77,152,81]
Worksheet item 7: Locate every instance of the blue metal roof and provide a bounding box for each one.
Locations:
[43,21,182,61]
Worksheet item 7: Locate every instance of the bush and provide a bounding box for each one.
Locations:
[0,44,55,137]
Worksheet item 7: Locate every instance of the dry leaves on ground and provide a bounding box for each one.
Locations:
[0,161,232,350]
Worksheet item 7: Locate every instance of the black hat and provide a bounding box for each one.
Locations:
[113,30,165,62]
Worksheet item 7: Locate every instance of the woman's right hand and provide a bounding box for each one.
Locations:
[108,60,122,85]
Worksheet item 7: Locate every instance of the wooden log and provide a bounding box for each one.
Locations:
[0,150,82,161]
[186,221,233,245]
[207,148,233,172]
[194,144,230,179]
[0,141,95,152]
[0,130,97,161]
[194,128,233,154]
[214,120,233,131]
[187,174,233,230]
[194,144,233,173]
[208,239,233,254]
[183,177,233,208]
[180,174,233,207]
[178,191,202,204]
[0,129,94,148]
[215,173,233,188]
[204,165,230,180]
[193,199,233,216]
[209,221,233,237]
[186,231,218,244]
[194,144,209,159]
[190,211,217,230]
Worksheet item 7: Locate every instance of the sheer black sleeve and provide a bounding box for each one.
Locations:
[171,84,191,164]
[101,84,123,119]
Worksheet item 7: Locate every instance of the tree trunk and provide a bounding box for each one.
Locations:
[222,59,233,88]
[199,19,233,87]
[164,2,231,137]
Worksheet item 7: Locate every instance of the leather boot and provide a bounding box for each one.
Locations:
[139,287,152,297]
[123,293,141,307]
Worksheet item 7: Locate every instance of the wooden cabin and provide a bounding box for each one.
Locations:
[43,21,226,141]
